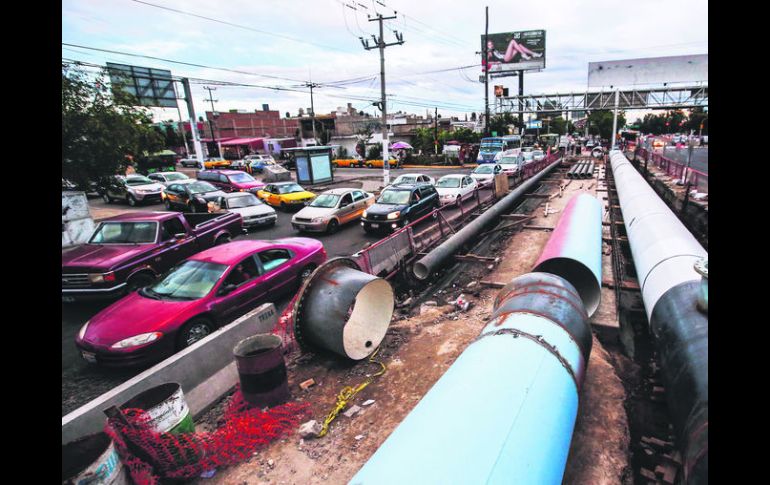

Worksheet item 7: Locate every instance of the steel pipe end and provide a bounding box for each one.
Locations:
[533,258,601,317]
[693,257,708,313]
[413,261,430,280]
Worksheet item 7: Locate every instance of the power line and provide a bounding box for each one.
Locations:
[129,0,354,54]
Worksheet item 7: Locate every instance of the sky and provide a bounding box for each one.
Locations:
[62,0,708,123]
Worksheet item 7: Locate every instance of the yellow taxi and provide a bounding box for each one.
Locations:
[257,182,316,210]
[203,158,232,169]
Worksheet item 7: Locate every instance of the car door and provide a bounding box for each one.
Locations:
[336,192,356,223]
[165,184,181,208]
[157,217,197,265]
[210,255,263,320]
[254,248,296,296]
[351,190,370,218]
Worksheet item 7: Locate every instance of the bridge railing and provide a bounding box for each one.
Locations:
[636,148,708,194]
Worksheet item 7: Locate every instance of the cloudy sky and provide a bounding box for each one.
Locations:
[62,0,708,122]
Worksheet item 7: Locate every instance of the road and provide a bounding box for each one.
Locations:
[653,146,708,174]
[62,165,487,415]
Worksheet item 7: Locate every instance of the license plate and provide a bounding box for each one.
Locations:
[370,223,379,228]
[81,351,97,363]
[62,296,75,303]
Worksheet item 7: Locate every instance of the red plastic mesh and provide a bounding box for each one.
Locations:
[104,386,309,485]
[274,291,300,353]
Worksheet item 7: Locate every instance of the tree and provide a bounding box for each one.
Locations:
[488,113,521,136]
[586,110,626,140]
[62,64,163,191]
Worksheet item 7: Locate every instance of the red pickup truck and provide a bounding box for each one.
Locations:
[62,211,244,301]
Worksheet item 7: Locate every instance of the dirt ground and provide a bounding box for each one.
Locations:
[193,159,631,485]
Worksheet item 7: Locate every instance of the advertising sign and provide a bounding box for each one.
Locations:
[526,120,543,129]
[106,63,178,108]
[587,54,707,88]
[482,30,546,77]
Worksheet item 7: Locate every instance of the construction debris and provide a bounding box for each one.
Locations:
[362,400,376,406]
[298,420,323,439]
[343,405,362,418]
[299,378,316,390]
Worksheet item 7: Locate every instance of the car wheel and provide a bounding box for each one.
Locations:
[215,234,231,245]
[178,318,214,349]
[327,219,339,234]
[455,195,462,207]
[127,194,137,207]
[280,202,287,212]
[366,163,373,168]
[164,199,172,210]
[126,273,154,293]
[188,202,198,213]
[102,193,112,204]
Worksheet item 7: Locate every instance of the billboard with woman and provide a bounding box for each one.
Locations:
[482,30,546,76]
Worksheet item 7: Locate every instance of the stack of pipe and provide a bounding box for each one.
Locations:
[567,160,595,179]
[351,194,602,485]
[609,150,708,484]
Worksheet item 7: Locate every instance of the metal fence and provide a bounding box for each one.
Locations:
[352,153,562,278]
[636,148,708,194]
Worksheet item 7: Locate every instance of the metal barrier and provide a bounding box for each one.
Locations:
[636,148,708,194]
[352,154,561,279]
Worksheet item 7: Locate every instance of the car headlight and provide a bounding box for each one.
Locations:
[110,332,163,349]
[88,272,116,284]
[312,217,325,223]
[387,211,401,220]
[78,321,90,340]
[362,210,368,218]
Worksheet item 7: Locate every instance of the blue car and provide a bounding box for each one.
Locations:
[245,155,277,173]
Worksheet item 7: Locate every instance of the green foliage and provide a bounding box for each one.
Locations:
[488,112,521,137]
[366,142,382,160]
[636,109,705,135]
[587,110,626,140]
[62,64,163,191]
[336,146,348,159]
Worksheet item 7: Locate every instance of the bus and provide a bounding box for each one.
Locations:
[477,135,522,163]
[538,133,559,150]
[619,130,640,150]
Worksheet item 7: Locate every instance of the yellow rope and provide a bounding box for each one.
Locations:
[317,348,387,438]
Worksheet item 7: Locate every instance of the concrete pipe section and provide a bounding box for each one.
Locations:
[609,150,708,484]
[350,272,592,485]
[293,257,394,361]
[413,159,561,280]
[533,193,603,316]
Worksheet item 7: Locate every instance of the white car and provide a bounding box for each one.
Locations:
[470,164,502,188]
[532,150,545,162]
[435,174,478,206]
[390,173,436,186]
[101,175,165,206]
[219,192,277,229]
[179,158,202,168]
[147,171,191,187]
[292,188,375,233]
[497,152,521,176]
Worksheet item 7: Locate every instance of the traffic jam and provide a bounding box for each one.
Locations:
[63,142,551,369]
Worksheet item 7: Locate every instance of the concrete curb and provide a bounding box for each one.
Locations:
[62,303,278,445]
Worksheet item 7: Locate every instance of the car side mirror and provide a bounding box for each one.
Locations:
[218,283,237,296]
[174,232,186,240]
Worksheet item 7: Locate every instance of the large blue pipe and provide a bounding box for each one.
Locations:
[349,272,593,485]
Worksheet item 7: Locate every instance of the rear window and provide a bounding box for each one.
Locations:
[90,222,158,244]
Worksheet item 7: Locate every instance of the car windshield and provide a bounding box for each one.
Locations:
[89,222,157,244]
[309,194,340,208]
[395,176,417,184]
[226,194,261,208]
[228,172,256,183]
[277,184,304,194]
[377,189,411,205]
[474,165,495,174]
[126,176,153,186]
[142,260,227,300]
[164,173,188,181]
[436,178,461,188]
[187,181,218,194]
[523,152,534,160]
[533,151,544,157]
[500,157,519,164]
[480,142,503,149]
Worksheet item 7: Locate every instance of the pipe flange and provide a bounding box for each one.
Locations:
[292,256,364,352]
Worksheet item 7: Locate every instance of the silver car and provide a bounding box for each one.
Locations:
[101,175,165,206]
[291,188,375,233]
[220,192,277,229]
[147,171,191,186]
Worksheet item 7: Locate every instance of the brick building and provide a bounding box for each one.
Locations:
[205,108,300,140]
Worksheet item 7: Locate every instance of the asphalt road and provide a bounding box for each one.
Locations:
[62,164,487,415]
[653,146,708,174]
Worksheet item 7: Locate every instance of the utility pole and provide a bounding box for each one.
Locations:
[434,107,438,155]
[180,78,204,168]
[362,13,404,186]
[203,86,220,157]
[484,6,489,136]
[305,82,320,146]
[518,70,524,126]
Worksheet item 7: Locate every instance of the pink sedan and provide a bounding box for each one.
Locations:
[75,239,326,367]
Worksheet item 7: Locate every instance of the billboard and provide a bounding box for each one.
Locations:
[482,30,546,77]
[106,63,178,108]
[587,54,708,88]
